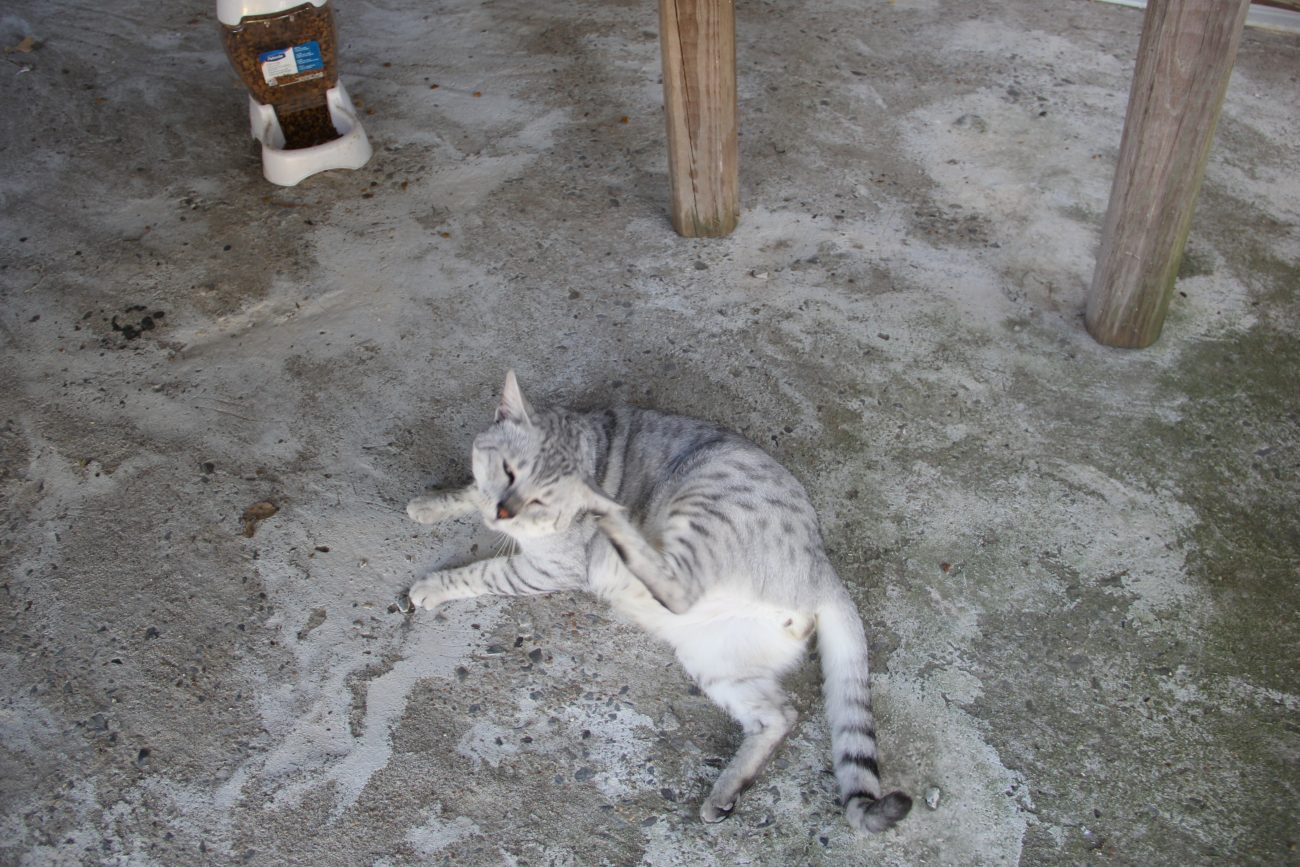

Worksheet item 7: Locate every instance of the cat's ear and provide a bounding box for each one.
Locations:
[496,370,533,425]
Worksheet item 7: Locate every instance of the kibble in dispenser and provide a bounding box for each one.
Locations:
[218,0,371,186]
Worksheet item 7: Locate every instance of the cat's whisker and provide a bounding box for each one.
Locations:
[492,532,517,560]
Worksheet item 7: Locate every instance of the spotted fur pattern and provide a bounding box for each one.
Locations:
[407,372,911,832]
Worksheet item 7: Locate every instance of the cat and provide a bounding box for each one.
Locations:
[406,371,912,833]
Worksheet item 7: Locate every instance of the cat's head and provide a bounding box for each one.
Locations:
[470,371,615,539]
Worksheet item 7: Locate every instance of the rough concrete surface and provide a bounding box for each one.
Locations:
[1,0,1297,864]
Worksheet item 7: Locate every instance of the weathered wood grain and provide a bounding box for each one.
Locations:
[658,0,739,237]
[1087,0,1251,348]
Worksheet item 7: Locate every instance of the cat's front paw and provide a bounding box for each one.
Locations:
[408,579,446,611]
[408,488,482,524]
[407,496,448,524]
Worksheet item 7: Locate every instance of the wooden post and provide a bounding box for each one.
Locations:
[658,0,739,237]
[1086,0,1250,348]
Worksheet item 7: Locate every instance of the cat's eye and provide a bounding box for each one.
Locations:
[502,460,515,485]
[527,498,544,508]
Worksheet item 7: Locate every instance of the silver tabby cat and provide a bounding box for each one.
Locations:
[406,372,911,833]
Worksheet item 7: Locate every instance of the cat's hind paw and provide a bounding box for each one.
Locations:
[700,798,735,824]
[782,612,816,641]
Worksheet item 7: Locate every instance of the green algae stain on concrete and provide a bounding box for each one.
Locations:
[1244,247,1300,308]
[1156,326,1300,693]
[927,307,1300,864]
[1142,325,1300,862]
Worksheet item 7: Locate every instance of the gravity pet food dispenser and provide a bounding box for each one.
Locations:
[218,0,371,186]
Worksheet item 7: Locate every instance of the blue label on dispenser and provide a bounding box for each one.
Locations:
[259,40,324,86]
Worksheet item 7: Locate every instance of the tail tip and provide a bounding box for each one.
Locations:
[846,790,913,834]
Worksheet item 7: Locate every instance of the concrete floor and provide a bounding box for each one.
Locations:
[2,0,1298,864]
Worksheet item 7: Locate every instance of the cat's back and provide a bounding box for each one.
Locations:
[602,405,813,519]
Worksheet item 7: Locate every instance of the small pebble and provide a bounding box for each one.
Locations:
[925,786,942,810]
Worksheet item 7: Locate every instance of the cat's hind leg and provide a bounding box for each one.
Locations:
[594,508,699,614]
[407,484,484,525]
[695,674,797,823]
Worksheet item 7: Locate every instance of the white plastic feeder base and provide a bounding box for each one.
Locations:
[248,80,371,186]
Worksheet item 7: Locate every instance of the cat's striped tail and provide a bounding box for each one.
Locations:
[816,588,912,834]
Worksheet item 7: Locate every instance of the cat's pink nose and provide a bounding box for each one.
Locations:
[496,503,513,520]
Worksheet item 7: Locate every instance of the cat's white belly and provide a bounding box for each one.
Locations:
[591,559,813,680]
[663,592,813,680]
